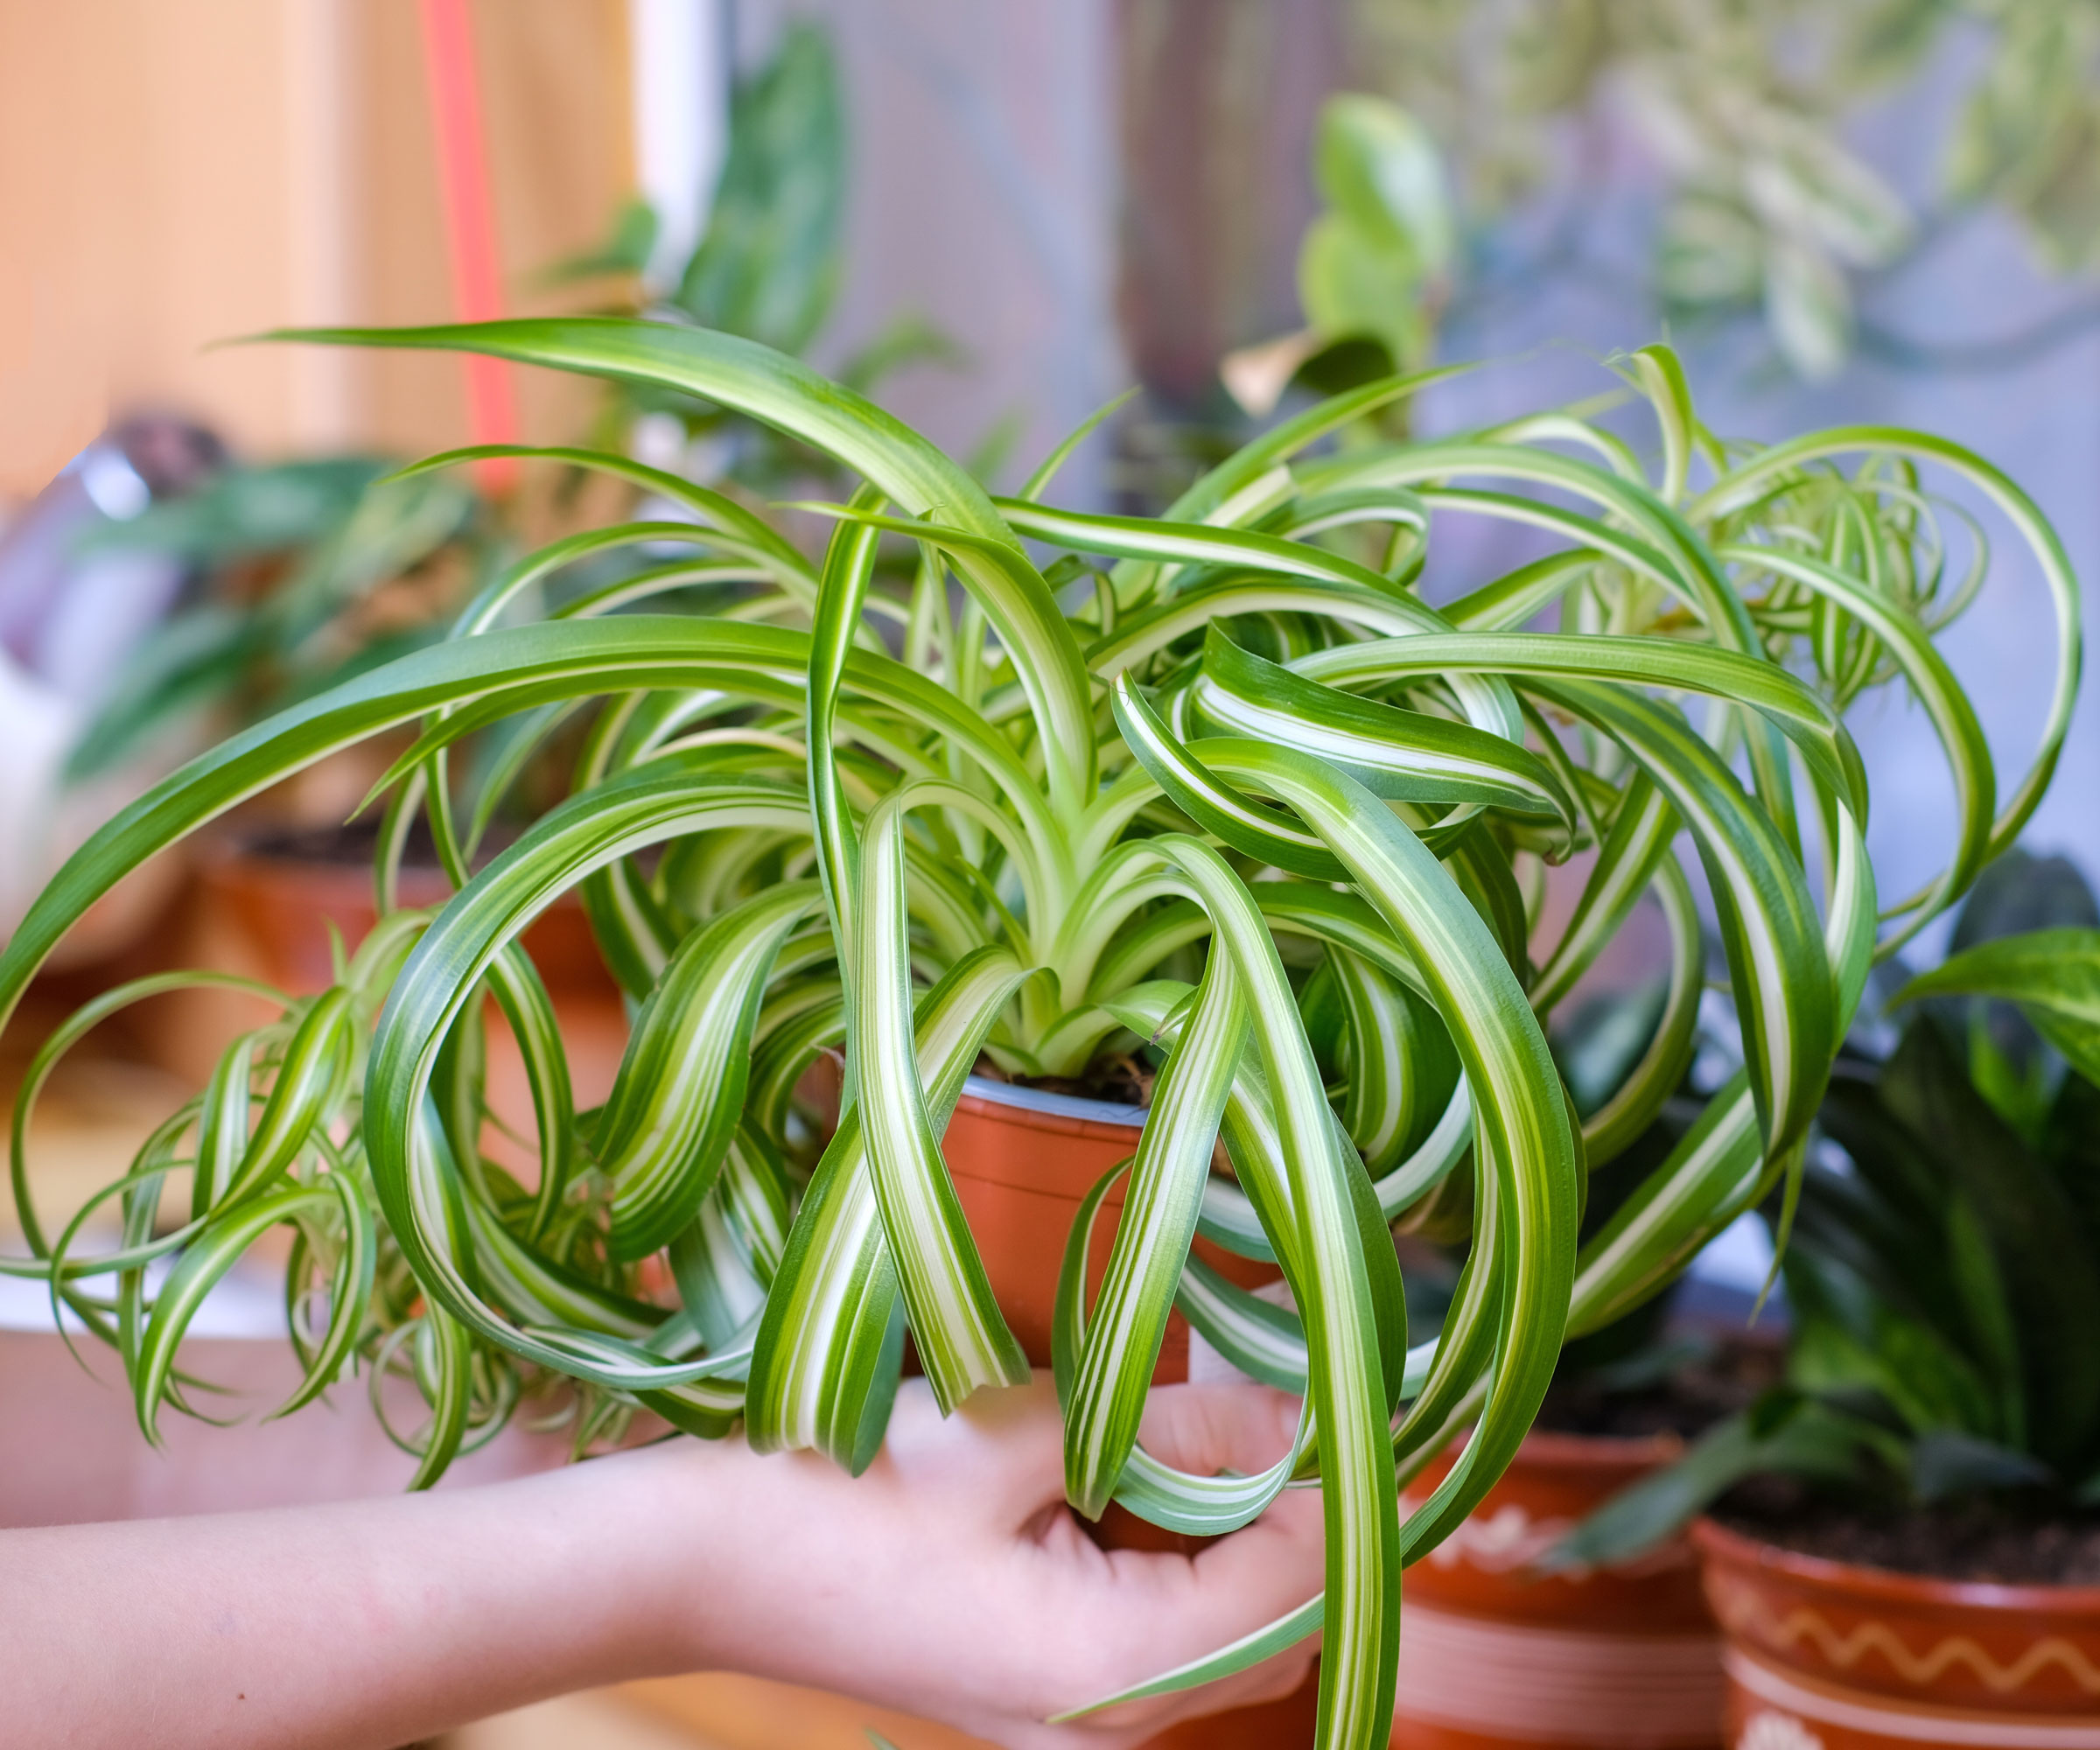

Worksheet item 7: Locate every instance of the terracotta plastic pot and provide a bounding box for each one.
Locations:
[1694,1516,2100,1749]
[942,1074,1320,1745]
[1390,1431,1725,1749]
[943,1074,1284,1376]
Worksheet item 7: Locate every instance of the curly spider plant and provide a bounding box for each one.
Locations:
[0,324,2076,1748]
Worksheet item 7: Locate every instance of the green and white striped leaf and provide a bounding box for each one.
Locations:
[595,880,820,1259]
[272,318,1100,824]
[221,989,354,1208]
[1194,628,1576,836]
[850,796,1029,1410]
[1062,942,1246,1516]
[134,1174,364,1445]
[747,947,1033,1466]
[1196,741,1578,1560]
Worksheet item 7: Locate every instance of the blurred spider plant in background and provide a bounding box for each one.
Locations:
[0,318,2076,1746]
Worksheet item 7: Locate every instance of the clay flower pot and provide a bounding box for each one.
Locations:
[148,839,630,1129]
[1390,1431,1726,1749]
[942,1074,1320,1745]
[1694,1517,2100,1749]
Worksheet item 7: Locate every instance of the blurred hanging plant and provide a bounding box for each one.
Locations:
[0,322,2079,1747]
[1348,0,2100,379]
[64,458,483,782]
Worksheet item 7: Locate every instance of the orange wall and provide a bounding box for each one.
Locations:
[0,0,634,500]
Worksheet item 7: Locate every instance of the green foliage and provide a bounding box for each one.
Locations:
[541,197,660,285]
[1227,94,1453,420]
[0,319,2077,1750]
[1942,0,2100,274]
[1300,95,1453,371]
[673,22,844,355]
[1901,924,2100,1088]
[559,22,967,497]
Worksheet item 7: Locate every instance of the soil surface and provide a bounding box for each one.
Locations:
[239,817,485,867]
[1535,1337,1785,1441]
[977,1053,1158,1108]
[1716,1477,2100,1586]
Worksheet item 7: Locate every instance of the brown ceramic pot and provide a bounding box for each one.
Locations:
[942,1074,1320,1746]
[1694,1516,2100,1749]
[194,845,615,999]
[1390,1431,1726,1749]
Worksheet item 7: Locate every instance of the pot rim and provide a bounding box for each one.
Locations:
[1693,1514,2100,1614]
[958,1073,1150,1132]
[206,826,533,878]
[202,842,594,911]
[1411,1425,1691,1479]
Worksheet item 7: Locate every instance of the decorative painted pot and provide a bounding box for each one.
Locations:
[1390,1431,1725,1749]
[943,1074,1319,1746]
[1695,1517,2100,1749]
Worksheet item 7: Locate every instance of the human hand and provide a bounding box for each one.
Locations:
[0,1372,1319,1750]
[634,1374,1323,1747]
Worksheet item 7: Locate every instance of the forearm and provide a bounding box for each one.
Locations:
[2,1447,702,1750]
[0,1333,571,1529]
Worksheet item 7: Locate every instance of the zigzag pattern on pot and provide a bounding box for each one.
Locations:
[1708,1574,2100,1697]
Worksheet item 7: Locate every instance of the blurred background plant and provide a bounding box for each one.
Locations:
[64,458,485,783]
[1117,87,1459,510]
[1222,94,1456,421]
[1346,0,2100,380]
[545,20,990,500]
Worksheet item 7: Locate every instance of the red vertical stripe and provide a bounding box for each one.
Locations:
[418,0,518,491]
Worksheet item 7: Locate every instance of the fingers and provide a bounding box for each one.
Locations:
[1040,1483,1325,1744]
[887,1376,1305,1528]
[1116,1634,1320,1742]
[1027,1389,1325,1738]
[1134,1382,1302,1479]
[842,1376,1327,1749]
[955,1380,1304,1524]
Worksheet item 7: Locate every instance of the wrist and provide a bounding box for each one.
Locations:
[564,1436,768,1681]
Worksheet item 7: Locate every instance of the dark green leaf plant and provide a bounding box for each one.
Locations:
[1555,854,2100,1572]
[0,318,2076,1747]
